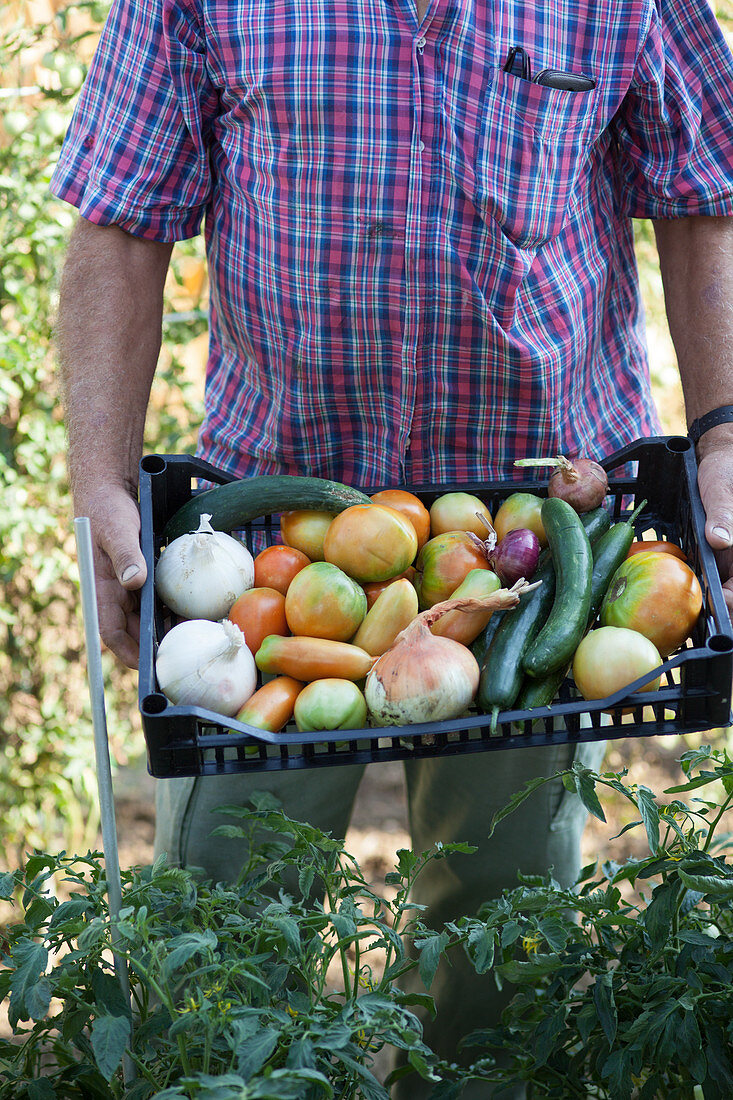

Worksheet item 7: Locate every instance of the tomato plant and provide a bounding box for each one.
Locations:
[600,550,703,657]
[253,544,311,593]
[370,488,431,549]
[572,625,662,701]
[323,503,418,582]
[284,561,367,640]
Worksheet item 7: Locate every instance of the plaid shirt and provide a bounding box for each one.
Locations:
[51,0,733,488]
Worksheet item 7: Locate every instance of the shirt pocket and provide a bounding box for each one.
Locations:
[473,69,598,250]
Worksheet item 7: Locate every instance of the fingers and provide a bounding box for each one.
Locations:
[697,451,733,621]
[77,487,147,668]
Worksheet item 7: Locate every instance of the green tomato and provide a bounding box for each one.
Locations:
[294,678,367,732]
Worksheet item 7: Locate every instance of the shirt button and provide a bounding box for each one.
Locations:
[416,35,426,49]
[419,141,425,152]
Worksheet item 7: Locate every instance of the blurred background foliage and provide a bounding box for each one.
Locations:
[0,0,729,868]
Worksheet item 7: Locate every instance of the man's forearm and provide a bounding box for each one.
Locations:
[653,215,733,458]
[56,218,173,506]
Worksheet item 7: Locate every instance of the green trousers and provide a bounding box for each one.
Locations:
[155,737,606,1098]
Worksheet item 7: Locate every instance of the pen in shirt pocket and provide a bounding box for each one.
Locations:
[502,45,596,91]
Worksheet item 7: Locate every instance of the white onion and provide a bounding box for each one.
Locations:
[365,583,534,726]
[155,513,254,620]
[155,618,257,716]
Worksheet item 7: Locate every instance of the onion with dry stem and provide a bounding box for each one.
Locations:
[365,580,537,726]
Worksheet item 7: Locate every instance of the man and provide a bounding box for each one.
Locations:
[52,0,733,1093]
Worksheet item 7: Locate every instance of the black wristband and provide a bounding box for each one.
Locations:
[688,405,733,445]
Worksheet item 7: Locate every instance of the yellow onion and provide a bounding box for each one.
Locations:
[365,581,535,726]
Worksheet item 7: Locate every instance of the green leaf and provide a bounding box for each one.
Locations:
[91,969,132,1019]
[466,924,495,973]
[593,973,617,1045]
[497,954,559,983]
[574,767,606,823]
[677,1010,707,1083]
[236,1026,279,1078]
[635,786,660,852]
[488,775,553,836]
[298,863,315,898]
[415,931,450,990]
[0,872,16,900]
[643,880,681,950]
[161,929,218,977]
[90,1014,131,1080]
[48,897,91,929]
[26,1083,55,1100]
[533,1006,568,1066]
[8,939,50,1021]
[678,869,733,900]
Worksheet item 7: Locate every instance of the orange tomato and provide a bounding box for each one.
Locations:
[323,503,418,583]
[236,675,304,732]
[280,510,335,560]
[255,635,374,681]
[370,489,431,550]
[253,544,311,594]
[227,587,289,655]
[626,539,687,562]
[363,567,416,609]
[599,551,703,657]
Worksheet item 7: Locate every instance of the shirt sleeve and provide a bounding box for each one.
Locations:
[613,0,733,218]
[49,0,218,240]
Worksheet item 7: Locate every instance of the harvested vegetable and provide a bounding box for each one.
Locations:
[155,513,254,620]
[515,455,609,513]
[155,618,256,716]
[365,581,535,726]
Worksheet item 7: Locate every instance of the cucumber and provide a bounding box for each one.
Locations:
[477,551,556,715]
[517,502,644,708]
[470,608,507,668]
[476,506,609,718]
[587,500,647,624]
[517,662,569,710]
[163,474,372,541]
[581,505,612,544]
[522,498,593,679]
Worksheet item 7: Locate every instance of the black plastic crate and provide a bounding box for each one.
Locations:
[138,436,733,779]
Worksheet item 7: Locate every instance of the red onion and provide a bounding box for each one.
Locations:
[489,528,541,586]
[515,455,609,513]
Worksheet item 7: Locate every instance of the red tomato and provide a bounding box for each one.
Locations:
[370,489,431,550]
[253,544,311,594]
[599,551,703,657]
[363,567,416,609]
[429,492,493,538]
[285,561,367,640]
[626,539,687,562]
[227,587,289,655]
[414,531,491,609]
[573,626,662,701]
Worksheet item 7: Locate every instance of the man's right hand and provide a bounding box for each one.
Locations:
[78,485,148,668]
